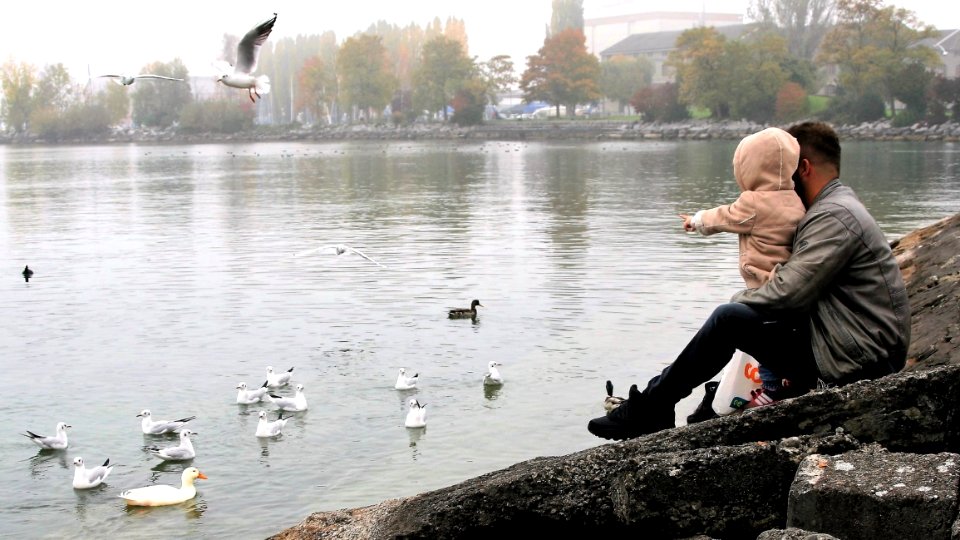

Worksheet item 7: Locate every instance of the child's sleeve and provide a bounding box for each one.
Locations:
[692,192,757,236]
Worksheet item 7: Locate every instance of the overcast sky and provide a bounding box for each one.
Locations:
[5,1,959,80]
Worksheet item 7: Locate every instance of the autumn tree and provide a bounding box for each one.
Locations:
[630,82,689,122]
[817,0,940,117]
[413,36,476,121]
[33,63,74,114]
[748,0,836,60]
[550,0,584,35]
[296,56,336,124]
[100,82,131,124]
[520,28,600,118]
[131,59,191,128]
[1,60,36,133]
[668,27,790,121]
[478,55,517,106]
[337,34,396,121]
[600,55,653,113]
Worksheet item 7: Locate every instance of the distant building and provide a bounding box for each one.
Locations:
[917,29,960,80]
[584,10,743,59]
[599,23,757,85]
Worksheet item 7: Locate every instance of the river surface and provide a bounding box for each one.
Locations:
[1,139,957,539]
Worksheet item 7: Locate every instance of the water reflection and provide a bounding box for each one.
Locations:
[483,384,503,401]
[26,450,69,478]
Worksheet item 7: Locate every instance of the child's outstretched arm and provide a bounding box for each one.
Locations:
[684,192,758,236]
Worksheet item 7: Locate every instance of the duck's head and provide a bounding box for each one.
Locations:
[471,299,483,309]
[184,467,208,482]
[136,410,151,418]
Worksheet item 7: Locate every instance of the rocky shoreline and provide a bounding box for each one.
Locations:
[2,118,960,145]
[268,213,960,540]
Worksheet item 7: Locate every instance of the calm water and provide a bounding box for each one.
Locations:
[1,139,957,539]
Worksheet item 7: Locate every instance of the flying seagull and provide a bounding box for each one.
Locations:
[294,244,385,267]
[98,74,183,86]
[216,13,277,102]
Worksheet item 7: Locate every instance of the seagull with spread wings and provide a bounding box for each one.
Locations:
[295,244,385,268]
[98,74,183,86]
[216,13,277,103]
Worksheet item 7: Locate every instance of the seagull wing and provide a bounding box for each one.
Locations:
[134,74,184,82]
[235,13,277,74]
[294,245,338,258]
[342,245,385,267]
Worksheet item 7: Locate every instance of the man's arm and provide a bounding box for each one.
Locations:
[731,210,856,311]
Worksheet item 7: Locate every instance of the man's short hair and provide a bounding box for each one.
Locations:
[787,121,841,174]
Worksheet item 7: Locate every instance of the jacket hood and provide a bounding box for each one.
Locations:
[732,127,800,192]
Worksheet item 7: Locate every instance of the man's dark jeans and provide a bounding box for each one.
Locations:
[642,302,819,405]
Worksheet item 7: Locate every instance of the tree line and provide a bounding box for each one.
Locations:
[2,0,959,140]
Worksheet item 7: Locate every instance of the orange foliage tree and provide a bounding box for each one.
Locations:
[520,28,600,117]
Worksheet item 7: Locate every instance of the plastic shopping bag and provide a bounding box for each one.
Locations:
[711,350,762,415]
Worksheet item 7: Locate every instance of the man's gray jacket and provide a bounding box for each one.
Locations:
[731,180,911,384]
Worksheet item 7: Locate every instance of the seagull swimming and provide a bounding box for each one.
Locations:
[394,368,419,390]
[22,422,70,450]
[266,384,308,412]
[404,398,427,428]
[265,366,294,388]
[98,74,183,86]
[483,361,504,386]
[215,13,277,102]
[73,456,114,489]
[255,410,289,437]
[236,381,269,404]
[148,429,197,461]
[137,410,196,435]
[294,244,385,267]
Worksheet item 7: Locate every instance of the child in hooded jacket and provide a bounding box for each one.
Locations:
[681,127,806,288]
[680,127,807,409]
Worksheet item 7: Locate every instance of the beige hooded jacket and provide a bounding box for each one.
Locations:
[692,127,807,288]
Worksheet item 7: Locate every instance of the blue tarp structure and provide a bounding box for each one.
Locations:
[498,101,551,116]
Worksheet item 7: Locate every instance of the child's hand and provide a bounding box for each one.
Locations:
[679,214,695,232]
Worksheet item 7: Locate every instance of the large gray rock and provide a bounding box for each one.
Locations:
[787,445,960,540]
[270,365,960,539]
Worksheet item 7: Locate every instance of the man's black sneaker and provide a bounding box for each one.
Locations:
[587,384,675,441]
[686,381,720,424]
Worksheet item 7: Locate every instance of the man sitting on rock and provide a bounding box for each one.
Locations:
[588,121,912,441]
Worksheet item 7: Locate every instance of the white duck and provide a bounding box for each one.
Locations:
[255,410,289,437]
[265,366,294,388]
[137,410,196,435]
[148,429,196,461]
[483,361,504,386]
[118,467,207,506]
[72,456,114,489]
[22,422,70,450]
[215,13,277,103]
[266,384,308,412]
[404,398,427,428]
[236,381,269,404]
[394,368,419,390]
